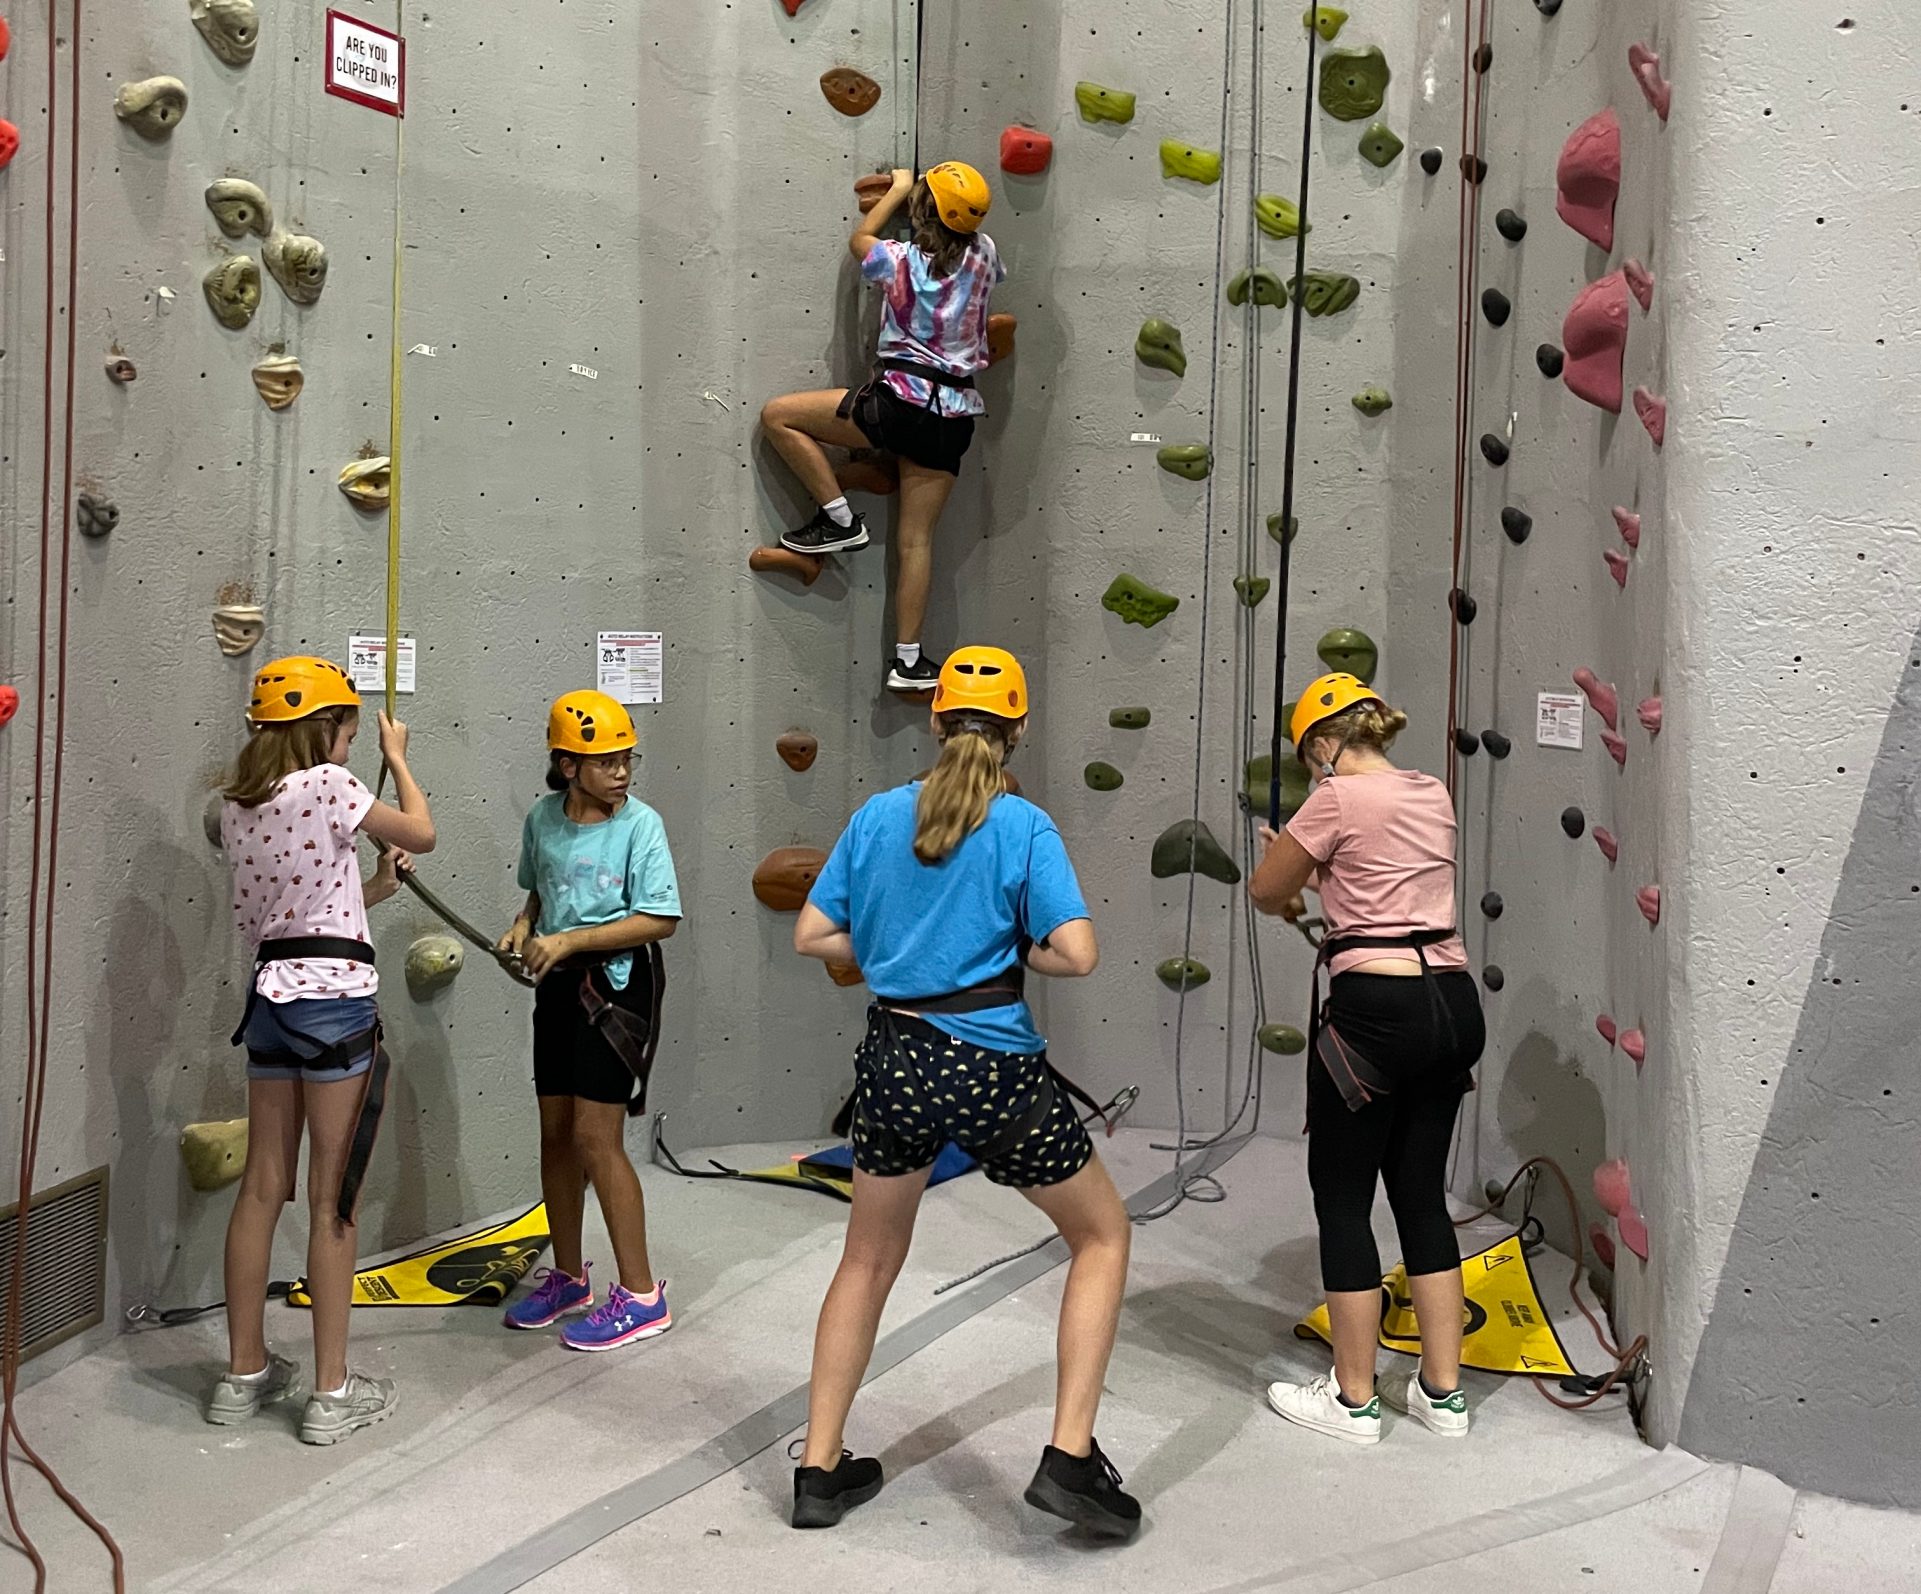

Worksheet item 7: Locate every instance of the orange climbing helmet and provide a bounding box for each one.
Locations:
[923,161,991,233]
[248,656,361,725]
[548,689,637,756]
[1291,672,1386,753]
[933,646,1028,721]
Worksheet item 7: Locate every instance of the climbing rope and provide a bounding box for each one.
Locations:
[384,16,406,718]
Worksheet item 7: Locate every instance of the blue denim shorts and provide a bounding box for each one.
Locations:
[243,995,379,1084]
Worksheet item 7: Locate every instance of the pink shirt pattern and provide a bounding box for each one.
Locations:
[1285,769,1470,978]
[221,763,379,1002]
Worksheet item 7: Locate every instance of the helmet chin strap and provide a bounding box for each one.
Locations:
[1317,730,1356,779]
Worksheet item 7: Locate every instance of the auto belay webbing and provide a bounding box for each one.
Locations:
[568,942,667,1118]
[231,935,390,1224]
[1307,928,1469,1114]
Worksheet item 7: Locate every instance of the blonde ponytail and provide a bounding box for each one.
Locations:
[914,719,1012,863]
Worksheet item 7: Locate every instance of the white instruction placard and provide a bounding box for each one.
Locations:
[597,632,663,706]
[347,634,417,694]
[1536,691,1585,750]
[325,11,406,116]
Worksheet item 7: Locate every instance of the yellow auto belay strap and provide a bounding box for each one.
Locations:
[288,1204,551,1308]
[1295,1230,1577,1378]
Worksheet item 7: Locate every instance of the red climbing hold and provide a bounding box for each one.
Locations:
[1637,695,1663,735]
[999,125,1053,176]
[780,0,808,14]
[1589,1222,1617,1271]
[749,546,825,587]
[1623,257,1655,312]
[1611,506,1642,549]
[1636,885,1662,926]
[1628,42,1672,123]
[1604,549,1629,589]
[1593,1157,1629,1214]
[1561,271,1629,413]
[1573,668,1619,731]
[1633,387,1667,447]
[0,17,9,62]
[0,118,18,172]
[1555,108,1621,251]
[0,684,17,728]
[1617,1205,1650,1260]
[1593,827,1619,864]
[1600,729,1628,767]
[1596,1014,1619,1047]
[986,312,1017,368]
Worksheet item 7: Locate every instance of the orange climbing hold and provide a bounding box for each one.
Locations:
[999,125,1053,175]
[826,961,865,988]
[820,67,882,118]
[749,546,825,586]
[753,846,829,912]
[986,313,1017,367]
[854,172,893,214]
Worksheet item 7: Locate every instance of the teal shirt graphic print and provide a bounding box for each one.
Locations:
[516,793,682,991]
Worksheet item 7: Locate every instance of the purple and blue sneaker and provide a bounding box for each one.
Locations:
[560,1280,672,1352]
[503,1264,595,1330]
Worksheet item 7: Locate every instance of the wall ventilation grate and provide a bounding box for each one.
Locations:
[0,1166,109,1365]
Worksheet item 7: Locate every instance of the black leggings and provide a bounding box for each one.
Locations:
[1308,970,1486,1293]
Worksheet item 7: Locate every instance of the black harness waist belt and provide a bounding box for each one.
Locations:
[876,356,977,392]
[1308,928,1464,1115]
[882,962,1027,1015]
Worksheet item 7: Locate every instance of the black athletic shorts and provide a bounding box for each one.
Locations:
[848,1007,1092,1189]
[532,963,652,1105]
[838,379,976,476]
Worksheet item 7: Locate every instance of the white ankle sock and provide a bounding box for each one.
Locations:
[319,1378,350,1399]
[821,496,854,529]
[895,643,921,667]
[230,1363,271,1385]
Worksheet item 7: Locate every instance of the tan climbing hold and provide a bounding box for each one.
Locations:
[986,313,1017,368]
[753,846,828,912]
[203,791,226,847]
[338,455,392,510]
[820,67,882,118]
[263,230,329,305]
[252,354,303,411]
[213,585,264,657]
[826,961,865,988]
[405,933,464,996]
[114,76,189,140]
[205,177,273,239]
[180,1117,249,1191]
[191,0,260,67]
[749,546,824,586]
[776,732,819,772]
[202,255,262,330]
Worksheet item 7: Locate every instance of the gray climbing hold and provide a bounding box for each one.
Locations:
[405,933,465,997]
[203,791,225,847]
[1501,507,1532,544]
[1227,267,1288,308]
[1482,965,1505,992]
[1109,706,1152,730]
[264,231,328,305]
[191,0,260,67]
[1102,573,1180,628]
[1151,820,1241,885]
[1482,729,1512,759]
[1561,806,1586,838]
[1357,123,1404,168]
[1534,0,1562,13]
[114,77,189,140]
[1536,343,1565,378]
[1480,433,1509,467]
[202,255,261,329]
[1136,318,1187,376]
[1258,1023,1308,1056]
[1085,761,1124,791]
[1453,728,1481,755]
[1419,147,1443,175]
[1234,575,1271,607]
[1351,386,1392,417]
[205,177,273,239]
[1156,956,1211,992]
[1495,208,1527,243]
[1450,589,1477,625]
[77,493,118,538]
[1480,891,1504,919]
[1482,288,1511,327]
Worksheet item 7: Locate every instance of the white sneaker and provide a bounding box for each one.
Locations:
[1266,1372,1382,1446]
[1382,1369,1470,1437]
[205,1352,301,1424]
[298,1371,398,1445]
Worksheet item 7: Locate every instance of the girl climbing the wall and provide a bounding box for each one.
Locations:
[760,161,1004,696]
[209,656,436,1445]
[1248,674,1487,1446]
[788,647,1141,1542]
[496,690,682,1351]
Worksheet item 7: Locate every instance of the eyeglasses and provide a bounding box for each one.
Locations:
[580,752,633,773]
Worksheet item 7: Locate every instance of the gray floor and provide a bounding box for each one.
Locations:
[11,1133,1918,1591]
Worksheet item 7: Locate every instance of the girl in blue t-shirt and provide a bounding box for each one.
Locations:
[495,691,682,1352]
[788,647,1142,1543]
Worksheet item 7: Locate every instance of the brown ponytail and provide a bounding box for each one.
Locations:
[914,716,1014,863]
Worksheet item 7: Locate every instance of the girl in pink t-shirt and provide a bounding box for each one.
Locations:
[208,656,436,1447]
[1249,673,1486,1449]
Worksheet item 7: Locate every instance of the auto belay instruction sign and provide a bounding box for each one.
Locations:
[326,11,406,116]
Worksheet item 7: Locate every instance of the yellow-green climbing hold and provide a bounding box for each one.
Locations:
[1159,141,1223,184]
[1244,752,1312,821]
[1228,267,1289,308]
[1358,122,1405,168]
[1303,6,1348,41]
[1254,194,1311,239]
[1151,819,1242,885]
[1267,511,1300,546]
[1102,573,1181,628]
[1319,46,1390,121]
[1290,272,1362,316]
[1136,318,1187,377]
[1157,443,1213,481]
[1075,81,1137,124]
[1352,387,1393,416]
[1316,626,1379,682]
[1110,706,1152,729]
[1234,575,1271,607]
[1157,956,1212,992]
[1259,1023,1308,1055]
[1085,761,1125,791]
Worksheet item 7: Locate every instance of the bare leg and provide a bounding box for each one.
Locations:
[802,1164,931,1468]
[1326,1290,1381,1404]
[224,1079,302,1375]
[303,1074,369,1394]
[1406,1269,1464,1393]
[892,460,958,648]
[573,1100,654,1292]
[537,1095,590,1279]
[761,390,872,508]
[1019,1154,1132,1455]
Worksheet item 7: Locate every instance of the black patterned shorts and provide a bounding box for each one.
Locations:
[849,1007,1094,1189]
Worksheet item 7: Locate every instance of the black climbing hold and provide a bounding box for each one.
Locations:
[1453,728,1481,755]
[1480,433,1509,467]
[1482,729,1512,759]
[1419,147,1443,175]
[1495,208,1528,243]
[1560,806,1587,839]
[1473,42,1493,74]
[1459,153,1488,185]
[1482,288,1511,327]
[1482,965,1505,992]
[1536,343,1565,378]
[1450,588,1478,625]
[1501,507,1533,544]
[1480,891,1505,920]
[1534,0,1562,14]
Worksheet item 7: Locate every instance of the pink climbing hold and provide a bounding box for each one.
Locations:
[1595,1014,1619,1047]
[1604,549,1629,589]
[1593,827,1620,864]
[1636,885,1662,926]
[1628,42,1672,123]
[1611,506,1642,549]
[1560,271,1630,413]
[999,125,1053,176]
[1633,387,1668,447]
[1589,1222,1617,1271]
[1623,257,1655,312]
[1555,108,1621,251]
[1637,695,1663,734]
[1601,729,1628,767]
[1593,1157,1630,1214]
[0,683,17,728]
[1620,1028,1647,1068]
[1617,1205,1650,1260]
[1573,667,1619,731]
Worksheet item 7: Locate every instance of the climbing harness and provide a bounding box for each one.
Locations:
[876,357,974,392]
[1305,929,1467,1114]
[565,943,668,1118]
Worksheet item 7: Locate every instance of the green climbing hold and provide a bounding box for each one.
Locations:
[1316,626,1379,683]
[1302,5,1348,41]
[1254,194,1311,239]
[1319,46,1390,121]
[1156,956,1212,992]
[1084,761,1125,791]
[1157,444,1213,481]
[1352,386,1393,416]
[1135,318,1187,377]
[1159,141,1223,185]
[1358,122,1405,168]
[1258,1023,1308,1056]
[1228,267,1288,308]
[1290,272,1361,317]
[1151,819,1243,885]
[1102,573,1181,629]
[1267,513,1300,548]
[1075,81,1137,124]
[1110,706,1152,730]
[1244,752,1312,821]
[1234,575,1271,607]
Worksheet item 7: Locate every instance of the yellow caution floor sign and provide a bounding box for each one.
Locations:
[1295,1231,1576,1377]
[288,1204,551,1309]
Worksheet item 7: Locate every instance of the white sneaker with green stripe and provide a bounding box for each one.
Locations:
[1266,1373,1382,1445]
[1382,1368,1470,1436]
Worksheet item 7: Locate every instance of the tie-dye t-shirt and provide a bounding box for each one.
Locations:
[861,234,1007,418]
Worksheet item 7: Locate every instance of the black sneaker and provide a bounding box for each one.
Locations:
[1023,1440,1142,1542]
[791,1451,884,1529]
[781,507,870,555]
[886,653,941,694]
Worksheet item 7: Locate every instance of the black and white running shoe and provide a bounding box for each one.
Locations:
[886,653,941,694]
[780,507,870,555]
